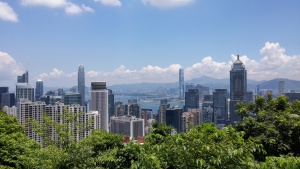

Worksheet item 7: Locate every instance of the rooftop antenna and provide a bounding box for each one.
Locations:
[237,43,240,60]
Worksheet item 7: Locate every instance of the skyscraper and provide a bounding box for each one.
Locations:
[17,71,28,83]
[179,69,184,99]
[108,89,115,118]
[278,80,285,96]
[166,106,183,132]
[0,87,9,108]
[184,89,199,111]
[16,83,34,119]
[35,79,43,101]
[229,55,247,124]
[78,65,85,106]
[213,89,228,124]
[90,82,109,131]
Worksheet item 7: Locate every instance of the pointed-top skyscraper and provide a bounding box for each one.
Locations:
[78,65,85,106]
[179,69,184,99]
[229,55,247,124]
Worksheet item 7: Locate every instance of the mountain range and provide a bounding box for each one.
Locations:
[108,76,300,93]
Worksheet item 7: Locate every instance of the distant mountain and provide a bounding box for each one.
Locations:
[108,76,300,93]
[259,78,300,91]
[44,77,300,94]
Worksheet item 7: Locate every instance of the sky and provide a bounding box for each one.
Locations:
[0,0,300,89]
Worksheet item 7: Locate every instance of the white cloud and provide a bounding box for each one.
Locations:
[0,1,18,22]
[21,0,67,8]
[65,3,82,15]
[39,68,64,79]
[142,0,194,8]
[21,0,94,15]
[81,4,95,12]
[36,42,300,87]
[0,51,23,81]
[94,0,122,7]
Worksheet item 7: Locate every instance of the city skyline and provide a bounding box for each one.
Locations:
[0,0,300,88]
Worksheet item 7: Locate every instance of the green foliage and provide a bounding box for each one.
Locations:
[235,95,300,160]
[259,156,300,169]
[145,121,172,145]
[0,111,40,169]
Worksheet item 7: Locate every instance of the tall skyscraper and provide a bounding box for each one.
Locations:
[184,89,199,111]
[278,80,285,96]
[229,55,247,124]
[78,65,85,106]
[108,89,115,118]
[213,89,228,124]
[35,79,43,101]
[90,82,109,131]
[0,87,9,108]
[17,71,28,83]
[179,69,184,99]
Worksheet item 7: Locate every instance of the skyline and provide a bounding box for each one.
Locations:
[0,0,300,88]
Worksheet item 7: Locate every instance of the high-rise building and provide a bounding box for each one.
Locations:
[1,93,15,107]
[284,92,300,103]
[256,84,261,95]
[115,101,125,116]
[158,99,170,124]
[213,89,228,124]
[278,80,285,96]
[124,99,140,118]
[17,71,28,83]
[202,106,215,123]
[78,65,85,106]
[202,95,213,110]
[16,83,34,103]
[35,79,43,101]
[181,108,201,133]
[229,55,247,124]
[90,82,109,131]
[0,87,9,108]
[195,84,210,101]
[185,83,195,92]
[110,116,144,140]
[64,93,81,105]
[108,89,115,119]
[179,69,184,99]
[80,111,101,139]
[166,106,183,132]
[16,83,34,119]
[141,109,152,127]
[19,100,45,143]
[19,101,87,144]
[184,89,199,111]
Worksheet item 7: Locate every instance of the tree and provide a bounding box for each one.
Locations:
[235,95,300,160]
[0,111,40,168]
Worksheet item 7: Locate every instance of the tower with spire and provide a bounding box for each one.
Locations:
[229,55,247,124]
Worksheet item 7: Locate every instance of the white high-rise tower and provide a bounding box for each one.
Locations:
[90,82,109,131]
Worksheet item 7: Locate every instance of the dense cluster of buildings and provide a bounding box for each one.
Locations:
[1,55,300,144]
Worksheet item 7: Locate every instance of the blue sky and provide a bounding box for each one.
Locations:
[0,0,300,88]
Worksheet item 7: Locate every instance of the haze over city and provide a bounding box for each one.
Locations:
[0,0,300,88]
